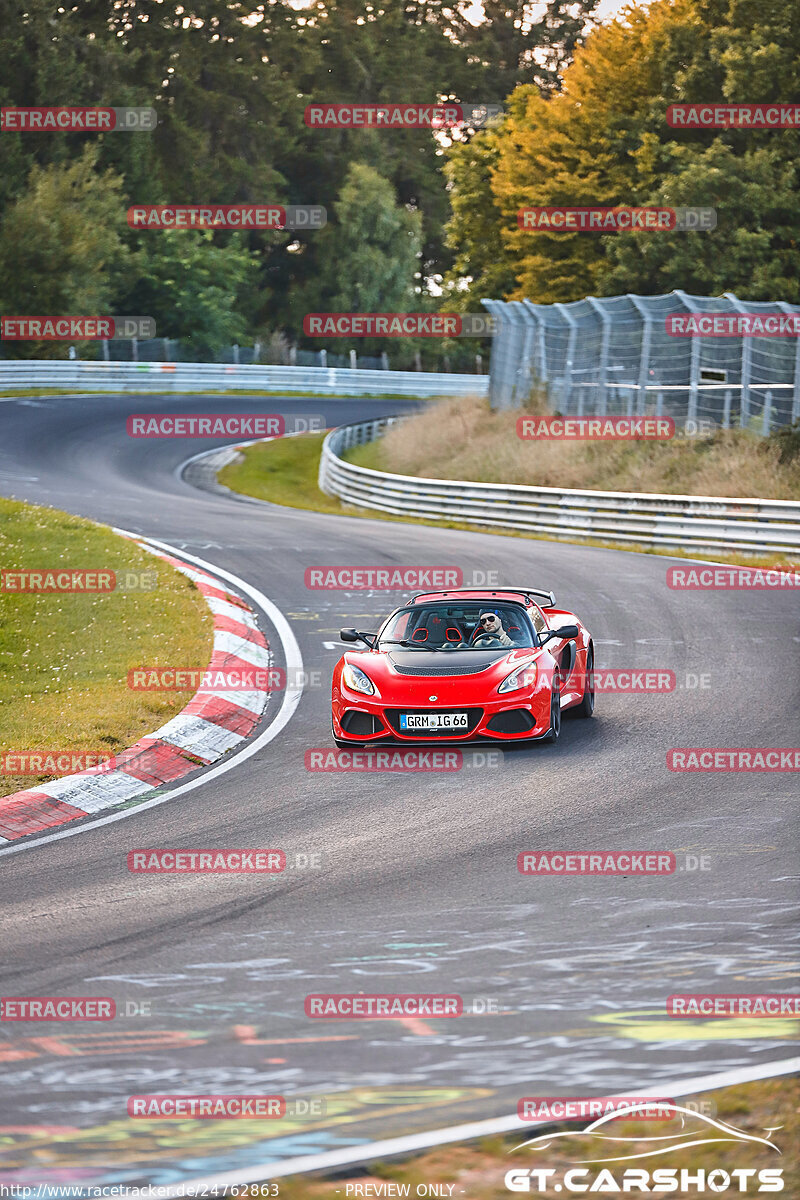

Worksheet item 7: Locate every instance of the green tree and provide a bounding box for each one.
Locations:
[297,162,423,355]
[440,120,515,310]
[117,231,260,358]
[599,140,800,301]
[458,0,600,100]
[0,147,129,358]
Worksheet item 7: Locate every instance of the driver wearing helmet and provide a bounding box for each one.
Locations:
[474,610,513,647]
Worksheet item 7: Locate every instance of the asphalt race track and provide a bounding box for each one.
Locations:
[0,393,798,1186]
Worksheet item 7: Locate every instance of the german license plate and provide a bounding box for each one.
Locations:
[400,712,469,731]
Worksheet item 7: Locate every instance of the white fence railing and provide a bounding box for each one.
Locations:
[319,418,800,555]
[0,360,488,398]
[482,291,800,432]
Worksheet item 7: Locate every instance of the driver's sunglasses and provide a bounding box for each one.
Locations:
[479,616,497,625]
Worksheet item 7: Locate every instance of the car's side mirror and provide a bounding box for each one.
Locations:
[541,623,579,644]
[340,628,375,648]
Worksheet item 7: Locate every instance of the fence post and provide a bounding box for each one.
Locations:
[349,349,357,370]
[381,352,389,370]
[414,350,422,371]
[476,354,482,375]
[482,299,510,408]
[163,337,169,362]
[131,337,138,363]
[102,339,110,362]
[724,293,751,427]
[722,389,732,429]
[586,296,610,415]
[628,295,652,416]
[762,390,772,436]
[777,301,800,425]
[512,301,537,403]
[554,302,578,413]
[674,290,700,427]
[232,343,239,365]
[289,344,297,366]
[253,339,261,363]
[319,349,327,367]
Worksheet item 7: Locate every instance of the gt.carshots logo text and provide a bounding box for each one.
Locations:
[504,1168,784,1193]
[1,316,155,340]
[1,997,115,1020]
[1,106,156,131]
[127,205,326,229]
[305,566,462,589]
[518,852,675,875]
[303,313,494,336]
[667,749,799,771]
[305,994,462,1017]
[304,103,502,128]
[517,416,674,440]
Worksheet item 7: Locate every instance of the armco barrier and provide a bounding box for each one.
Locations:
[318,418,800,555]
[0,360,488,398]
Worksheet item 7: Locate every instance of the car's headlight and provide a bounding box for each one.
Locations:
[498,661,538,693]
[342,662,377,696]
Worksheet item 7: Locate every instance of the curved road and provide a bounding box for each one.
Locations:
[0,393,798,1186]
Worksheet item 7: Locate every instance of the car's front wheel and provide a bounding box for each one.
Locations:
[545,672,562,743]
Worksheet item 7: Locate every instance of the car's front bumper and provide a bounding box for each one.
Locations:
[332,692,553,744]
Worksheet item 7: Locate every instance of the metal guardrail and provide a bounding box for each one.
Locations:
[0,360,488,398]
[318,418,800,555]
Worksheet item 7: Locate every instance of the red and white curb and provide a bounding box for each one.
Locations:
[0,536,274,844]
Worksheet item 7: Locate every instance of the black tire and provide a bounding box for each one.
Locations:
[575,646,595,718]
[545,672,562,743]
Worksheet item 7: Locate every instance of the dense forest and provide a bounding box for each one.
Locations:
[0,0,796,359]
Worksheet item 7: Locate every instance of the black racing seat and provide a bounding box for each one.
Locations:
[413,613,465,646]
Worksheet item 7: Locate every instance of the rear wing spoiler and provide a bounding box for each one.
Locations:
[409,586,556,608]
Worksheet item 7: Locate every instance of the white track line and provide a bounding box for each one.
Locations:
[179,1056,800,1190]
[0,535,303,859]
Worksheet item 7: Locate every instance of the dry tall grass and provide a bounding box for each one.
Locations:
[367,395,800,499]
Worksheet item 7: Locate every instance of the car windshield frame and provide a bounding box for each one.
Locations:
[377,601,539,651]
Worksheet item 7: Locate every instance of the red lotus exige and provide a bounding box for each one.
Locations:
[331,587,594,747]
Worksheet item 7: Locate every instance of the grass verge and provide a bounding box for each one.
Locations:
[347,394,800,501]
[217,432,797,570]
[272,1076,798,1199]
[0,497,213,798]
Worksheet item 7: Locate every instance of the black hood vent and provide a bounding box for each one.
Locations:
[387,651,503,677]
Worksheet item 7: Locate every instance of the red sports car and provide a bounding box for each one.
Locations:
[331,587,594,746]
